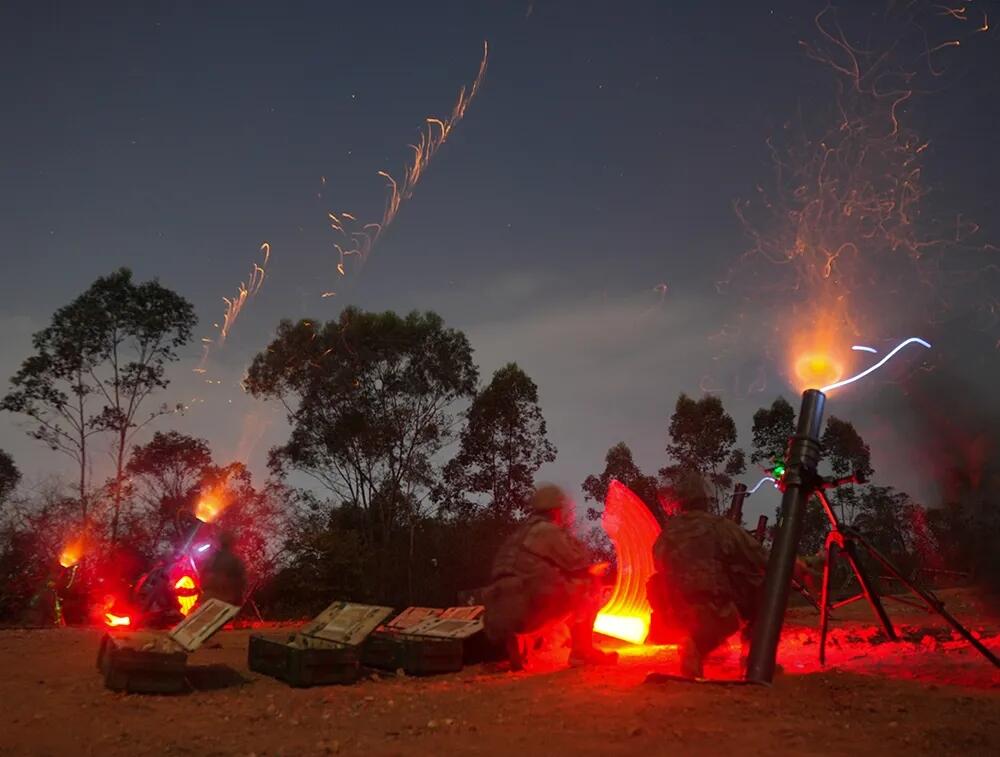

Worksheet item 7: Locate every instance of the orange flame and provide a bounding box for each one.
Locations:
[594,480,662,644]
[105,613,131,628]
[787,307,851,392]
[58,538,85,568]
[194,490,226,523]
[174,575,198,617]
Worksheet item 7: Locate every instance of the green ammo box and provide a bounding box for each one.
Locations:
[362,605,485,675]
[97,599,241,694]
[248,602,393,687]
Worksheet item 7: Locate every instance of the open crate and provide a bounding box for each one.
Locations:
[248,601,393,687]
[362,605,485,675]
[96,599,241,694]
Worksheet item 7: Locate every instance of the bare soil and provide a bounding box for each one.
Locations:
[1,588,998,757]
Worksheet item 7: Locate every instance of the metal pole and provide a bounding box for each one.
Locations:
[727,483,748,524]
[746,388,826,684]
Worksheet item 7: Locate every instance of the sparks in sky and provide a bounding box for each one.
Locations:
[851,345,878,354]
[324,41,488,287]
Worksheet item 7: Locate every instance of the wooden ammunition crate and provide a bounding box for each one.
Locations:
[98,632,189,694]
[362,606,485,675]
[247,601,393,688]
[96,599,241,694]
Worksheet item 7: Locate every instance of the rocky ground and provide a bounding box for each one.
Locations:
[1,588,998,756]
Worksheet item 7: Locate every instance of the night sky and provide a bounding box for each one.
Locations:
[3,1,999,521]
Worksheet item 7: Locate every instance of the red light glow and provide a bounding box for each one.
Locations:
[594,480,663,644]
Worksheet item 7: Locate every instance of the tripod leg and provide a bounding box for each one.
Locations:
[857,536,1000,669]
[818,541,836,666]
[842,540,898,641]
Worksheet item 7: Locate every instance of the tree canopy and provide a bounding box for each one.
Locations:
[441,363,556,520]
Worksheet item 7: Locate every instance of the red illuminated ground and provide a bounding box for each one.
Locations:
[1,588,998,756]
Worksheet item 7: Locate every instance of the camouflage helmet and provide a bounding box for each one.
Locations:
[672,470,714,511]
[529,484,569,513]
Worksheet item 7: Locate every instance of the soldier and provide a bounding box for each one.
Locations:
[199,530,246,607]
[483,484,618,670]
[647,471,817,678]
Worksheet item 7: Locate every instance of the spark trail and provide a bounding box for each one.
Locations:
[325,41,488,285]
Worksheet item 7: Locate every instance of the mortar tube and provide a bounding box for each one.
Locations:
[746,388,826,684]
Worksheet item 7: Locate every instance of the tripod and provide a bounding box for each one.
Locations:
[813,476,999,668]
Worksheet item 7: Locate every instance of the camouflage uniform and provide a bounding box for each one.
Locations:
[200,533,246,607]
[483,485,613,668]
[649,510,769,663]
[645,471,774,676]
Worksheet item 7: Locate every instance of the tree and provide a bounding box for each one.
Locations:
[750,397,795,465]
[440,363,556,521]
[2,269,196,535]
[660,394,746,512]
[582,442,662,523]
[245,308,477,593]
[821,416,873,525]
[122,431,213,556]
[853,485,917,561]
[0,450,19,509]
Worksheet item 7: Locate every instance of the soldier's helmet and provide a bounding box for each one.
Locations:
[529,484,568,514]
[673,471,714,512]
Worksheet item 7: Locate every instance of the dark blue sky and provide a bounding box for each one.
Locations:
[3,1,998,520]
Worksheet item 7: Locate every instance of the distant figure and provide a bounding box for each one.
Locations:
[199,530,246,607]
[647,471,816,678]
[483,484,618,670]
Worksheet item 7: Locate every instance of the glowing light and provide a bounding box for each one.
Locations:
[748,476,777,494]
[105,613,131,628]
[851,345,878,354]
[58,538,84,568]
[194,491,225,523]
[593,614,648,645]
[821,337,931,393]
[196,543,211,553]
[794,351,844,390]
[595,480,662,644]
[174,575,198,617]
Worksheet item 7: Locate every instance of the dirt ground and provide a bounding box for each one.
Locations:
[2,588,999,757]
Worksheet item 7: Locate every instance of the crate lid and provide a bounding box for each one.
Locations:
[405,615,484,639]
[440,605,484,621]
[167,598,241,652]
[299,602,394,646]
[385,606,443,631]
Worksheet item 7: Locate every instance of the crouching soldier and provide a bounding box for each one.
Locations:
[483,484,618,670]
[200,530,246,607]
[647,472,816,678]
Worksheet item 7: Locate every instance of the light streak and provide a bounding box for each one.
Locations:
[196,543,211,553]
[851,345,878,353]
[195,241,271,373]
[594,480,661,644]
[324,41,488,284]
[748,476,777,495]
[105,613,131,628]
[821,337,931,393]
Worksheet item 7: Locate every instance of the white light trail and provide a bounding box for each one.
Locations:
[822,337,931,393]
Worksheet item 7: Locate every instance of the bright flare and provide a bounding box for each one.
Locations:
[194,492,224,523]
[105,613,131,628]
[58,539,84,568]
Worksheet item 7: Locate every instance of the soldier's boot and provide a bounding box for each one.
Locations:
[505,634,525,672]
[678,635,704,679]
[568,620,618,667]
